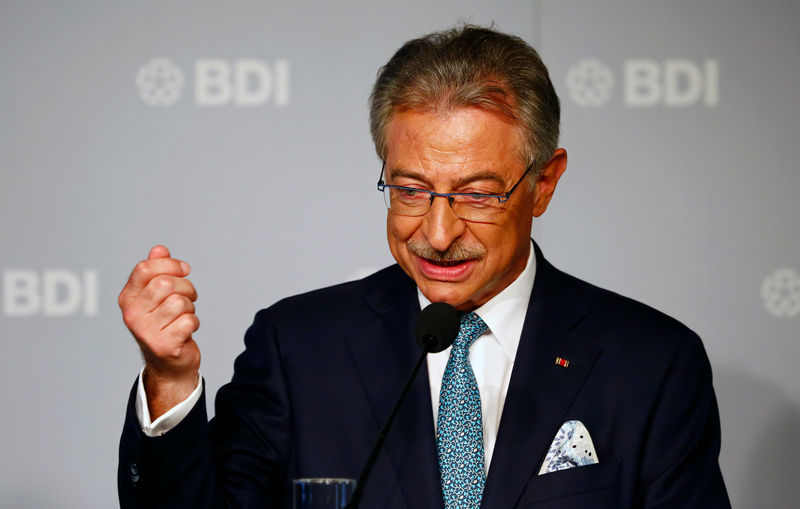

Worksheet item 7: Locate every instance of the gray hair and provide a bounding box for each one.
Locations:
[369,25,561,181]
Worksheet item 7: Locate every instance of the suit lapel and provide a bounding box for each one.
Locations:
[482,245,601,508]
[345,266,443,509]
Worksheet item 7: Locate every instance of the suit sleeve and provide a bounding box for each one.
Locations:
[118,309,292,508]
[635,331,731,508]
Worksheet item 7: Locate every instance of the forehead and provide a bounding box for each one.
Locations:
[384,108,524,182]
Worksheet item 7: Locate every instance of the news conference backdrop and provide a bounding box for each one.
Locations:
[1,1,797,507]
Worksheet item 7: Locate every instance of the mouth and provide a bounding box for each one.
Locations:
[404,239,486,282]
[424,258,471,267]
[415,254,478,281]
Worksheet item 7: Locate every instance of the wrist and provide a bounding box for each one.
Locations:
[142,365,200,420]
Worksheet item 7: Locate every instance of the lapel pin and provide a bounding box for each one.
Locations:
[555,356,570,368]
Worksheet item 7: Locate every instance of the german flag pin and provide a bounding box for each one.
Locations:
[555,357,570,368]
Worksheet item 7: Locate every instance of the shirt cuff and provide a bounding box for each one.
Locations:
[134,368,203,437]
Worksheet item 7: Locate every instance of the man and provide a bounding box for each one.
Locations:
[118,26,730,508]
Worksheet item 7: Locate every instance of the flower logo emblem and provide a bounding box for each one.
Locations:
[761,268,800,318]
[566,59,614,107]
[136,58,185,107]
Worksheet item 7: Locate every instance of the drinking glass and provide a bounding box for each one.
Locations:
[293,478,355,509]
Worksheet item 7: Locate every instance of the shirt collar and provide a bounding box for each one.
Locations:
[417,240,537,360]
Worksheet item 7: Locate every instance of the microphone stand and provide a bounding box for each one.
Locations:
[343,336,435,509]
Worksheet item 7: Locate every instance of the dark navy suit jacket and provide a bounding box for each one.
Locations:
[118,244,730,508]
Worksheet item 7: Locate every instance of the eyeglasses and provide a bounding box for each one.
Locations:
[377,162,534,223]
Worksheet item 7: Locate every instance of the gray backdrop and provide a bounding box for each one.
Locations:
[1,1,798,507]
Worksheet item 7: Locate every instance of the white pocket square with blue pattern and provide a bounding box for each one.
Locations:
[538,420,599,475]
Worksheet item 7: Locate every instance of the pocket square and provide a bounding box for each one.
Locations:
[538,420,599,475]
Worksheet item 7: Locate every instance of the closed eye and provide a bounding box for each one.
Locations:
[456,193,497,207]
[394,187,431,202]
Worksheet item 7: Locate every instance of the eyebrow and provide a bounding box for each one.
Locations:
[388,167,507,189]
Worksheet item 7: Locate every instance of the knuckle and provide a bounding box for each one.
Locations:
[175,314,191,330]
[166,295,191,315]
[134,261,152,278]
[153,275,174,292]
[168,313,195,336]
[121,307,138,326]
[165,292,183,307]
[181,313,200,332]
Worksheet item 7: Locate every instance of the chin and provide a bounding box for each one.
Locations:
[418,282,475,310]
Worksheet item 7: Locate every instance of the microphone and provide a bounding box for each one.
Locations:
[415,301,461,353]
[344,302,460,509]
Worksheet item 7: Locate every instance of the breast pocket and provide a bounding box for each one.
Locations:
[523,458,622,508]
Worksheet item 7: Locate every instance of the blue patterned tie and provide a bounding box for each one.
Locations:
[437,312,488,509]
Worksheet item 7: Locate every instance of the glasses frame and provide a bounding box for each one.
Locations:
[376,162,534,219]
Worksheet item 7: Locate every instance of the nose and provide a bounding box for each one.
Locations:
[420,195,466,252]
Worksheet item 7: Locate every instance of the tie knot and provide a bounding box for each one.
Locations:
[454,312,488,350]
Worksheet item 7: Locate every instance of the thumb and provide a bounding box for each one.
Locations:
[148,245,171,260]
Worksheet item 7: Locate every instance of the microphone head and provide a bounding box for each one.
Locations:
[415,302,461,353]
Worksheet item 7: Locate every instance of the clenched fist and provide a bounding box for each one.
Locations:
[119,245,200,419]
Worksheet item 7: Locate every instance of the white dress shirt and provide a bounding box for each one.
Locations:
[137,243,536,450]
[136,368,203,437]
[422,243,536,472]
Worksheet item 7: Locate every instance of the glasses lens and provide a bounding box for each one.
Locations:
[386,187,429,216]
[451,195,502,222]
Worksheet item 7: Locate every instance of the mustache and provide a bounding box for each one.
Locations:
[406,239,486,262]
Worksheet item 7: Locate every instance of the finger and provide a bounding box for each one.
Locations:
[162,312,200,342]
[140,275,198,312]
[144,314,199,361]
[148,245,171,260]
[125,258,191,295]
[153,294,196,329]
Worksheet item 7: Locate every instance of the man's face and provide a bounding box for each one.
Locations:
[383,107,565,311]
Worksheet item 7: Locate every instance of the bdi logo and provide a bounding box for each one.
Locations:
[3,270,98,317]
[566,58,719,108]
[137,58,290,108]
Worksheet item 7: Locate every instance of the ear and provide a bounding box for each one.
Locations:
[532,148,567,217]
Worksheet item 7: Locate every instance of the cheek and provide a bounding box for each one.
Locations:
[387,216,416,243]
[478,222,527,259]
